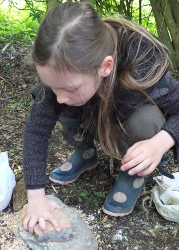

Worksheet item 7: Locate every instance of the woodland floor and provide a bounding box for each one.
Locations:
[0,42,179,250]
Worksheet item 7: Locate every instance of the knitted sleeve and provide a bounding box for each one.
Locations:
[23,85,64,189]
[149,73,179,147]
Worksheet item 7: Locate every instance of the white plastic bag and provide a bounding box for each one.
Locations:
[0,151,16,211]
[152,172,179,223]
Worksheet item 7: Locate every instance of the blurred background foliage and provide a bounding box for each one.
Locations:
[0,0,179,69]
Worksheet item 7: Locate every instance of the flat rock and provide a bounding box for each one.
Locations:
[22,206,73,243]
[13,178,27,211]
[19,194,98,250]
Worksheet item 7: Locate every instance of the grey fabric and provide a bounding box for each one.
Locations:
[84,104,166,157]
[121,104,166,146]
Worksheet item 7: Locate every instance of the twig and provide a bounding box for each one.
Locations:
[0,76,13,87]
[51,185,58,194]
[0,57,11,63]
[2,43,11,54]
[109,158,114,175]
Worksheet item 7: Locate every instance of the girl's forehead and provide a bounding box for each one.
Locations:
[36,64,87,88]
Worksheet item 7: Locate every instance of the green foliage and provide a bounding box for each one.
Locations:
[94,0,157,36]
[0,0,158,48]
[0,5,41,46]
[93,191,105,198]
[132,0,157,35]
[78,191,89,198]
[24,0,46,23]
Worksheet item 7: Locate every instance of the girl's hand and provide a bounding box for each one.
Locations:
[21,189,61,234]
[121,130,175,176]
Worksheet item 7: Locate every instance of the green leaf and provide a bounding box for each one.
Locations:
[78,191,89,198]
[93,191,105,198]
[61,194,67,199]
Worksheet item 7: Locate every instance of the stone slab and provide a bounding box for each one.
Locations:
[19,194,98,250]
[22,206,73,242]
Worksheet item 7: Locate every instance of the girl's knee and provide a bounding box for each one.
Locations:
[122,104,166,145]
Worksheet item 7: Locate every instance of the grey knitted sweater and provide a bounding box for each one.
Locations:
[23,36,179,190]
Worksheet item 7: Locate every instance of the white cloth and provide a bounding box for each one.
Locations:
[152,172,179,222]
[0,152,16,211]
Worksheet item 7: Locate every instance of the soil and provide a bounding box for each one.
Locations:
[0,42,179,250]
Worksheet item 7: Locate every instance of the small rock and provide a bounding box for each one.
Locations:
[13,178,27,212]
[86,215,95,221]
[35,208,73,243]
[21,206,73,242]
[19,195,98,250]
[34,208,72,236]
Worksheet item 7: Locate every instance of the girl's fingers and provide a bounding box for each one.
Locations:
[122,144,142,164]
[128,159,151,175]
[28,216,38,234]
[39,217,47,233]
[137,163,156,176]
[22,214,31,231]
[22,201,61,234]
[121,153,146,171]
[46,213,60,231]
[123,142,141,158]
[49,202,61,231]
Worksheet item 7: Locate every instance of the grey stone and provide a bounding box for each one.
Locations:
[22,238,47,250]
[19,195,98,250]
[36,228,73,243]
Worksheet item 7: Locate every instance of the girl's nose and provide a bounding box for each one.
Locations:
[56,95,69,104]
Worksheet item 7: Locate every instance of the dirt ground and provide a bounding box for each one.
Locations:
[0,43,179,250]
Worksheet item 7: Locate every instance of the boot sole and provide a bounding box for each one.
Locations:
[102,207,133,217]
[49,163,98,185]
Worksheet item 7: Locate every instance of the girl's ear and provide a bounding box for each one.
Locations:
[98,56,114,77]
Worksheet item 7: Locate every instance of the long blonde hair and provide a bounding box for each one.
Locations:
[32,2,171,159]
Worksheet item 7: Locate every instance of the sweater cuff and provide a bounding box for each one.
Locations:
[26,184,46,190]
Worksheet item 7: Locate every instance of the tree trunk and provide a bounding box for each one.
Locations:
[150,0,179,69]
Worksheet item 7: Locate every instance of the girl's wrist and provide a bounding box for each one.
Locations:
[152,130,175,154]
[27,188,45,199]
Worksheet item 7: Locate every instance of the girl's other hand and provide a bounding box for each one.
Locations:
[21,189,61,234]
[121,130,175,176]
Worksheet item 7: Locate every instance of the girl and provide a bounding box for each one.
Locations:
[22,2,179,234]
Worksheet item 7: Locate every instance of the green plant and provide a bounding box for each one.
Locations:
[85,194,99,208]
[0,4,41,46]
[93,191,105,198]
[173,225,179,230]
[78,191,89,198]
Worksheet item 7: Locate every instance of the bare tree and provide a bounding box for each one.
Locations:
[150,0,179,69]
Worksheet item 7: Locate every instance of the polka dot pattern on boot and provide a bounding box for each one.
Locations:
[60,162,72,171]
[73,133,84,141]
[83,148,95,159]
[113,192,127,203]
[133,178,145,188]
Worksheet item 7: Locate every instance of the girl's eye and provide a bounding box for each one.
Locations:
[67,88,78,93]
[66,89,74,93]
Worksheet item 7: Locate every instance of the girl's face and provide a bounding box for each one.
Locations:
[36,65,101,106]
